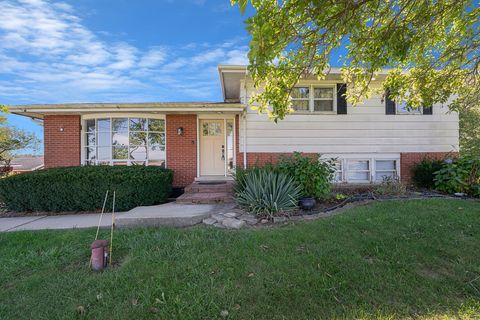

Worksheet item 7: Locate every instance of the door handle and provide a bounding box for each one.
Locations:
[221,145,225,160]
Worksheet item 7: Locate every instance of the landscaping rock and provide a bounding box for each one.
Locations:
[211,213,226,222]
[221,218,246,229]
[273,216,287,223]
[213,222,226,229]
[224,212,241,218]
[202,218,217,225]
[238,214,258,225]
[260,219,269,224]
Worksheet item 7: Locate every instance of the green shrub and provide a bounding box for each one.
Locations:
[276,152,335,199]
[0,166,173,212]
[235,168,301,218]
[435,156,480,197]
[412,158,445,189]
[233,165,274,194]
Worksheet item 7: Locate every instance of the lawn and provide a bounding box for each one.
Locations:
[1,199,480,319]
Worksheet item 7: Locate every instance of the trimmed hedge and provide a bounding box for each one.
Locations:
[0,166,173,212]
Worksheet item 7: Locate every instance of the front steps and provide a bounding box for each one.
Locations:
[176,181,235,204]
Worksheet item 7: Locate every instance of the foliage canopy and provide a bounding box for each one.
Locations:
[232,0,479,121]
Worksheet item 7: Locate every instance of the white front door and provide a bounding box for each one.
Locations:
[200,120,225,176]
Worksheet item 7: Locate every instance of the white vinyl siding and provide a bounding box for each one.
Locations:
[240,80,459,154]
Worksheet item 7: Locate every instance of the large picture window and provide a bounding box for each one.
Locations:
[84,117,165,166]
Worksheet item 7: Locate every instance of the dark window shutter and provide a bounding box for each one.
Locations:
[337,83,347,114]
[423,106,433,115]
[385,90,396,115]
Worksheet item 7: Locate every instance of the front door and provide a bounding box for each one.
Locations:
[200,120,225,176]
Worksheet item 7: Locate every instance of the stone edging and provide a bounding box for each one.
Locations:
[202,195,478,230]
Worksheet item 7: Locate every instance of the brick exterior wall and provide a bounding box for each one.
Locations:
[400,152,457,184]
[44,115,81,168]
[166,114,197,188]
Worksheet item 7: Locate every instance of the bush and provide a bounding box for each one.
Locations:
[276,152,335,199]
[0,166,173,212]
[235,168,302,218]
[435,156,480,197]
[412,158,445,189]
[373,175,407,196]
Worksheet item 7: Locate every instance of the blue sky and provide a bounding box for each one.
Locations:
[0,0,253,154]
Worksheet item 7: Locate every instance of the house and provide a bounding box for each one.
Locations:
[2,156,44,173]
[10,65,458,189]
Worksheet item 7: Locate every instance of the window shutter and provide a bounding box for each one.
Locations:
[385,90,396,115]
[423,106,433,115]
[336,83,347,114]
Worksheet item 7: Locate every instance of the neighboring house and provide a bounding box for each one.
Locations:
[3,156,44,173]
[10,65,459,188]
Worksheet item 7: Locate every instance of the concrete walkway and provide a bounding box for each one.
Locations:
[0,202,228,232]
[0,213,116,232]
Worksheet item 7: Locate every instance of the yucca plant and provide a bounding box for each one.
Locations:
[235,168,302,218]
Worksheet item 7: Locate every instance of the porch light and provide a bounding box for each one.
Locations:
[177,127,184,136]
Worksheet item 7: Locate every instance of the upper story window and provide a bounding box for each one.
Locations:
[84,117,165,167]
[291,87,310,111]
[291,85,335,112]
[396,100,422,114]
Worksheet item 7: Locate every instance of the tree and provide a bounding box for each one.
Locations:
[0,105,38,170]
[460,105,480,155]
[231,0,480,122]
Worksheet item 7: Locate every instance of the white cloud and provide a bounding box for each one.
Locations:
[138,47,167,68]
[0,0,249,104]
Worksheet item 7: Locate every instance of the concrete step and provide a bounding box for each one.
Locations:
[176,192,234,204]
[184,181,235,193]
[116,202,216,228]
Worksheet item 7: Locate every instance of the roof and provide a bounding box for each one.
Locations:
[9,102,244,119]
[8,156,44,172]
[217,65,394,102]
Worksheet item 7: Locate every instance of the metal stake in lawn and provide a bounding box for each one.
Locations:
[89,190,116,271]
[109,190,116,266]
[89,190,109,270]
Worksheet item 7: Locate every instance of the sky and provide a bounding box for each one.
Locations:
[0,0,254,154]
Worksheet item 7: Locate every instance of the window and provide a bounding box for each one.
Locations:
[347,160,370,182]
[375,160,398,182]
[314,87,334,111]
[291,85,335,112]
[333,160,343,182]
[84,117,165,166]
[396,100,421,114]
[329,157,400,184]
[291,87,310,111]
[226,120,235,174]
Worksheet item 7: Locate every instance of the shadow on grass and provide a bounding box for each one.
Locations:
[1,199,480,319]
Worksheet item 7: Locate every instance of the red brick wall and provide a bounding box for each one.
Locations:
[400,152,457,184]
[44,115,81,168]
[166,114,197,188]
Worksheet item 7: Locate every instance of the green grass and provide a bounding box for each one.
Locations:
[1,199,480,319]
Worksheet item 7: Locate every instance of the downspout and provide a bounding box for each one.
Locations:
[243,109,247,169]
[242,74,248,169]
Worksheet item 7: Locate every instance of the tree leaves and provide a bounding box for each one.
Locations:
[231,0,480,121]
